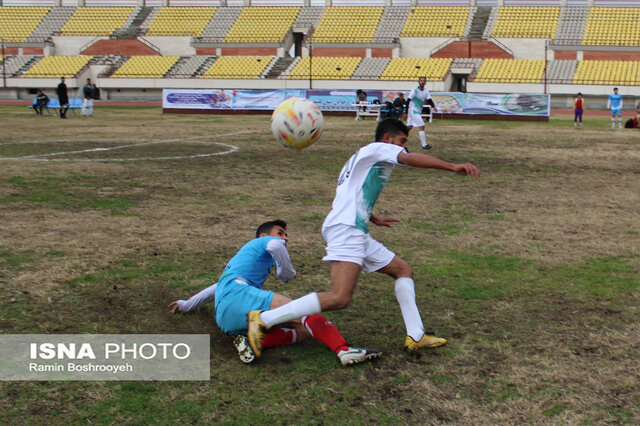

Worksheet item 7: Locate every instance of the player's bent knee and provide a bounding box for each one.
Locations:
[324,293,352,310]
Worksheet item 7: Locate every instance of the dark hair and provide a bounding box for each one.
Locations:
[375,119,409,141]
[577,92,582,96]
[256,219,287,238]
[614,87,619,91]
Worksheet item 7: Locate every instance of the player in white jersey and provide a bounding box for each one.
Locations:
[247,120,480,358]
[404,76,438,150]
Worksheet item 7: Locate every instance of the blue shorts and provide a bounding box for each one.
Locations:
[214,275,273,335]
[611,108,622,116]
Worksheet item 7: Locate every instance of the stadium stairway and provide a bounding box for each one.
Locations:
[554,6,588,45]
[166,55,210,78]
[374,7,409,43]
[545,59,577,84]
[200,7,243,42]
[121,7,155,38]
[193,56,217,78]
[468,6,492,40]
[265,56,295,79]
[28,7,75,42]
[3,55,39,78]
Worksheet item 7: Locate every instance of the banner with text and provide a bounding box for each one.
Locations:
[163,89,549,116]
[0,334,210,381]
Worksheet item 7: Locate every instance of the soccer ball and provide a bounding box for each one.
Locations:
[271,97,324,150]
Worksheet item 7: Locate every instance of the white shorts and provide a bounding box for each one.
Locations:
[322,224,395,273]
[406,111,425,128]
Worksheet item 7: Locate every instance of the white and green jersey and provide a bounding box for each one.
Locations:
[323,143,406,233]
[408,86,432,116]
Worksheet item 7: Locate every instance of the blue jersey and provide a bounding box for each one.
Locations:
[608,93,623,109]
[218,236,279,289]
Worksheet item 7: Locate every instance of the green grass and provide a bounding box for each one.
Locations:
[0,106,638,424]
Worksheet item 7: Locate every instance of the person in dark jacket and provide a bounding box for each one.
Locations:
[34,89,49,115]
[56,76,69,119]
[82,78,97,116]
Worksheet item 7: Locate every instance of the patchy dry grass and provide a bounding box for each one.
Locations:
[0,106,638,424]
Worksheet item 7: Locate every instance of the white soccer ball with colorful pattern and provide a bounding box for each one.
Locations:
[271,97,324,150]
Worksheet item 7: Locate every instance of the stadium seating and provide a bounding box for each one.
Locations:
[582,7,640,46]
[546,59,577,84]
[166,56,214,78]
[286,56,362,80]
[145,7,217,37]
[491,7,559,39]
[0,6,50,42]
[380,58,452,81]
[22,55,93,78]
[401,7,470,38]
[29,7,76,42]
[573,60,640,85]
[111,56,179,78]
[201,56,273,79]
[292,6,324,31]
[312,7,384,43]
[474,58,545,83]
[352,57,391,80]
[1,55,38,77]
[554,6,588,45]
[373,7,409,42]
[224,7,300,43]
[60,7,135,36]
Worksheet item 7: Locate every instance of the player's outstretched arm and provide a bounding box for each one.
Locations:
[370,214,400,228]
[168,282,218,314]
[397,152,480,178]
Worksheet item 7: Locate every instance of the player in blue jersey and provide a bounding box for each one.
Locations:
[247,120,480,358]
[168,219,380,366]
[403,76,438,150]
[607,87,623,129]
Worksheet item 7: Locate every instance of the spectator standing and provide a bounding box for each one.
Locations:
[56,76,69,119]
[356,89,368,117]
[607,87,623,129]
[82,78,97,117]
[573,92,584,127]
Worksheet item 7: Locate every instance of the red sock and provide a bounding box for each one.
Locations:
[262,327,296,349]
[302,314,349,354]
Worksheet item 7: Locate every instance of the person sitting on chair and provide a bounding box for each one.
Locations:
[34,89,49,115]
[392,93,406,120]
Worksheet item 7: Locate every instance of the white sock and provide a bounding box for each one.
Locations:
[612,118,615,127]
[419,131,427,147]
[618,118,622,127]
[394,278,424,341]
[260,292,321,328]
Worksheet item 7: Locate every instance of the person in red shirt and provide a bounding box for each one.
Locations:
[574,92,584,127]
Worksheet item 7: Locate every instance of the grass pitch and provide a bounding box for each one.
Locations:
[1,106,639,424]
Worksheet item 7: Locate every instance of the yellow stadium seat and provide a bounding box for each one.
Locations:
[201,56,273,79]
[111,56,179,78]
[224,7,300,43]
[23,55,93,78]
[491,7,559,39]
[380,58,452,81]
[313,7,383,43]
[474,58,545,83]
[286,56,361,80]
